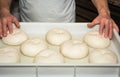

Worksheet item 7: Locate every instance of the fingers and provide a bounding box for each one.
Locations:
[0,22,2,38]
[8,18,13,34]
[99,20,104,35]
[107,20,119,39]
[87,20,99,28]
[100,19,117,39]
[90,15,119,39]
[100,19,113,39]
[104,20,110,38]
[1,18,7,37]
[109,23,113,39]
[12,17,20,28]
[0,16,20,37]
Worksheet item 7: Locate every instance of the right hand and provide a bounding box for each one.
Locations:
[0,8,20,37]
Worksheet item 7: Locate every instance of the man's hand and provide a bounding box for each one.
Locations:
[87,14,119,39]
[89,0,119,39]
[0,8,20,37]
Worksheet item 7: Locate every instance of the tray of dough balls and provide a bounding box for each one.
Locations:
[0,22,120,67]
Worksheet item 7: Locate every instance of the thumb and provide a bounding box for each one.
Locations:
[87,20,99,28]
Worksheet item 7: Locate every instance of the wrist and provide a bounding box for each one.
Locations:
[0,8,10,17]
[98,8,110,17]
[0,7,10,12]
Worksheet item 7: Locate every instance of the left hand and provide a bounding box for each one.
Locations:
[87,14,119,39]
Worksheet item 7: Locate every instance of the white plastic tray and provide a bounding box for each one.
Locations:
[0,23,120,77]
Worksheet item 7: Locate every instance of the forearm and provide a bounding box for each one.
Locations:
[91,0,110,16]
[0,0,12,12]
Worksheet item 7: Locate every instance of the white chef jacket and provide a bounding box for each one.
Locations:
[19,0,75,22]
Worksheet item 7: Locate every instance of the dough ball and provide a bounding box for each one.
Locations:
[2,28,28,45]
[34,49,64,63]
[89,49,118,64]
[0,46,20,63]
[61,40,89,59]
[46,28,72,45]
[84,30,110,48]
[21,38,48,57]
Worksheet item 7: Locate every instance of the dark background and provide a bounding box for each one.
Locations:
[75,0,120,33]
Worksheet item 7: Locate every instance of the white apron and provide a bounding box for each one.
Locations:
[19,0,75,22]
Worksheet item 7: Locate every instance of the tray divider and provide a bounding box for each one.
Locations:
[118,67,120,77]
[36,65,38,77]
[74,66,76,77]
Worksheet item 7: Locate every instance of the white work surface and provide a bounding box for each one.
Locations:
[0,23,120,77]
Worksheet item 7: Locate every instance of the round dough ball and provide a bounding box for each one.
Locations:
[46,28,72,45]
[61,40,89,59]
[0,46,20,63]
[84,30,110,48]
[21,38,48,57]
[2,28,28,45]
[89,49,118,64]
[34,49,64,63]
